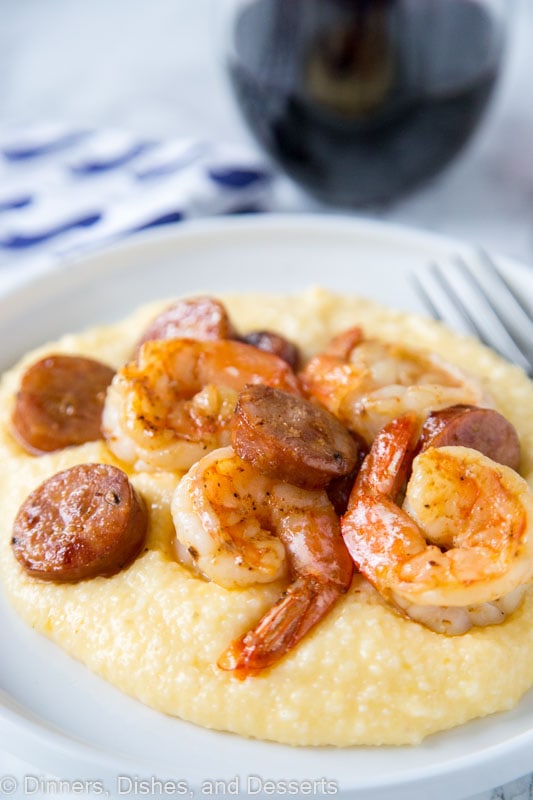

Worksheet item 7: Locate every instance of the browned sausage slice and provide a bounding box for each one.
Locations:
[238,331,301,371]
[11,355,115,455]
[419,404,521,471]
[135,296,237,353]
[12,463,148,582]
[231,384,362,489]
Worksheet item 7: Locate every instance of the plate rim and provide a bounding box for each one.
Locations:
[0,211,511,304]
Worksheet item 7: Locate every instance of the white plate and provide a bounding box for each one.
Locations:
[1,215,532,800]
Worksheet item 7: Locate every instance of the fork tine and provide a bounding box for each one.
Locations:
[428,262,496,346]
[410,269,446,323]
[413,259,533,376]
[455,253,533,368]
[477,248,533,325]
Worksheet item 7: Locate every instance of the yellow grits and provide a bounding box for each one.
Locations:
[1,287,533,747]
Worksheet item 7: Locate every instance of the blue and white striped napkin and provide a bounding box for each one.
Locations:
[0,124,274,269]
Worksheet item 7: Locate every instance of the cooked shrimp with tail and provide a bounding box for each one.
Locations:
[300,327,489,443]
[102,338,301,472]
[171,446,353,677]
[341,414,533,634]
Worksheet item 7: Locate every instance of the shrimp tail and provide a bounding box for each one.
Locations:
[353,412,419,501]
[217,575,349,679]
[341,413,424,594]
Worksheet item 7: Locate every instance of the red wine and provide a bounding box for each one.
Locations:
[228,0,500,207]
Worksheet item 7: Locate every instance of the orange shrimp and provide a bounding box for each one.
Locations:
[300,328,489,443]
[341,414,533,634]
[172,446,353,677]
[103,338,301,472]
[218,474,354,677]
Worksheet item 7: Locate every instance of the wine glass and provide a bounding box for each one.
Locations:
[221,0,508,208]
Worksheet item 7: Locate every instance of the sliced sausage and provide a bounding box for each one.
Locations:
[238,331,301,371]
[135,296,237,354]
[419,404,521,471]
[12,463,148,582]
[11,355,115,455]
[135,297,302,372]
[231,384,362,489]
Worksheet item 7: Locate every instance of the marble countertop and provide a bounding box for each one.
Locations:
[1,1,533,798]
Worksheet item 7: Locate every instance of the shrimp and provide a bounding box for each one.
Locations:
[102,338,301,472]
[172,446,288,588]
[171,446,353,676]
[300,327,490,443]
[341,414,533,634]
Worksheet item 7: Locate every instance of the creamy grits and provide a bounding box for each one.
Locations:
[1,287,533,746]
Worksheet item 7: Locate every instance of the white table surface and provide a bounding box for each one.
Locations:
[1,1,533,798]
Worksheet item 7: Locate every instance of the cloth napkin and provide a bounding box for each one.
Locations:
[0,124,274,270]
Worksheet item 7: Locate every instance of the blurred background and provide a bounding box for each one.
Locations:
[0,0,533,262]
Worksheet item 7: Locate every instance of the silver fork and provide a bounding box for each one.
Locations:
[412,249,533,378]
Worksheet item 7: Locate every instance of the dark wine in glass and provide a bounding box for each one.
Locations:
[226,0,505,207]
